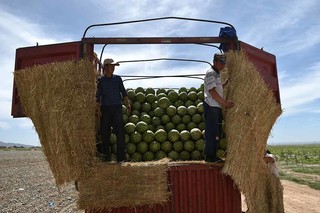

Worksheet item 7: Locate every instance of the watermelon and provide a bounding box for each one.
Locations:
[109,134,117,145]
[180,130,191,141]
[127,89,135,101]
[132,102,141,111]
[143,151,155,161]
[187,91,198,101]
[190,128,202,140]
[216,149,226,158]
[168,90,179,102]
[179,151,191,161]
[168,129,180,142]
[174,100,184,108]
[161,114,170,124]
[149,141,161,153]
[145,93,156,104]
[179,87,188,93]
[130,131,142,144]
[135,87,145,94]
[137,141,148,153]
[135,92,146,103]
[154,129,167,142]
[173,141,183,152]
[152,116,161,126]
[136,121,148,133]
[195,139,205,152]
[143,130,155,143]
[168,150,179,160]
[156,88,166,95]
[141,102,151,112]
[154,107,165,117]
[155,150,167,160]
[124,122,136,134]
[178,91,188,102]
[165,122,175,132]
[158,97,171,109]
[177,106,188,116]
[176,123,186,132]
[197,91,204,101]
[145,87,155,95]
[184,140,195,152]
[187,105,197,116]
[140,114,151,124]
[166,105,177,116]
[161,141,172,153]
[126,143,136,154]
[131,152,143,162]
[181,115,191,124]
[192,114,202,124]
[191,150,203,160]
[187,122,197,131]
[129,115,139,124]
[171,114,181,125]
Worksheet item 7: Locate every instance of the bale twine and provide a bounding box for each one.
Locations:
[14,60,97,185]
[222,51,284,213]
[78,159,170,210]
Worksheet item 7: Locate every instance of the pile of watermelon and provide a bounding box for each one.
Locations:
[105,85,226,162]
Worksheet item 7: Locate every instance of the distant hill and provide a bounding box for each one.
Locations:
[0,141,37,148]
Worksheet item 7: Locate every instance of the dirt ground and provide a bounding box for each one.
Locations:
[0,150,319,213]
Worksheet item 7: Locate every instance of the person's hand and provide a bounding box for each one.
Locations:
[126,103,131,114]
[224,100,234,109]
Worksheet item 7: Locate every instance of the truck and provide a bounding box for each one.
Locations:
[11,17,280,212]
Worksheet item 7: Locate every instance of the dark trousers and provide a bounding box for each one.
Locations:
[203,101,223,160]
[100,105,126,162]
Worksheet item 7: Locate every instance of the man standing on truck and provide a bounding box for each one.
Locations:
[203,53,234,162]
[96,58,131,162]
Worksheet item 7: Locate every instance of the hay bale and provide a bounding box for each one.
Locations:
[221,51,284,213]
[14,60,97,185]
[78,159,170,210]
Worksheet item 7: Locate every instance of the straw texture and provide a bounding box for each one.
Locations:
[78,159,170,210]
[14,60,97,185]
[221,51,284,212]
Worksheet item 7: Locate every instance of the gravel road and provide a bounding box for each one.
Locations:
[1,150,319,213]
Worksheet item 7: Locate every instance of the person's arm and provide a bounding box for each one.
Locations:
[123,96,131,113]
[119,76,131,113]
[208,88,234,109]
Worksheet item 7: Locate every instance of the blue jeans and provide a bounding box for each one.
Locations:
[100,105,126,162]
[203,101,223,160]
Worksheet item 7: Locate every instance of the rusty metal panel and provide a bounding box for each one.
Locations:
[11,41,92,117]
[86,163,241,213]
[169,164,241,213]
[238,41,281,104]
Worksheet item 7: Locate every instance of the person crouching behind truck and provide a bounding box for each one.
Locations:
[96,58,131,162]
[203,53,234,163]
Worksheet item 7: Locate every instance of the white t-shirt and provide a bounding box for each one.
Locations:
[204,68,223,108]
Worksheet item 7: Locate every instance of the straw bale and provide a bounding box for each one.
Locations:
[78,159,170,210]
[14,60,97,185]
[221,51,284,212]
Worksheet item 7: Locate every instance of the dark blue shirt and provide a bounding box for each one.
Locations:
[96,75,127,106]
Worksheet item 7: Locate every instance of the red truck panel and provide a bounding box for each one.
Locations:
[238,41,281,104]
[11,41,93,117]
[86,163,241,213]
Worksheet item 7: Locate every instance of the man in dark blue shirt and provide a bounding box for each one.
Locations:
[96,58,131,162]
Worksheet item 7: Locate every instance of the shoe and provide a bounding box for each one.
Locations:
[206,157,224,163]
[213,158,225,163]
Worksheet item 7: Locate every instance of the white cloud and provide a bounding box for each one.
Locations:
[280,61,320,115]
[239,0,320,56]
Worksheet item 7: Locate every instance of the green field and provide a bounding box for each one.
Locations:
[268,144,320,190]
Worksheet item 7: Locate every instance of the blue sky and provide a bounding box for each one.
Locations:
[0,0,319,146]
